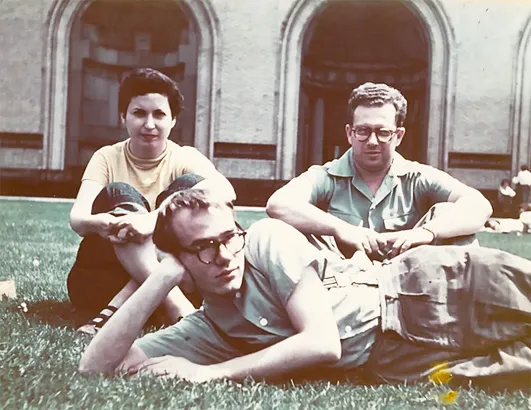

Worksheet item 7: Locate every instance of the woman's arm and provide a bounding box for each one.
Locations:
[69,180,115,237]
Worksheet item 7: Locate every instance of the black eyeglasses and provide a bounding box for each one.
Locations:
[351,126,398,143]
[180,229,247,264]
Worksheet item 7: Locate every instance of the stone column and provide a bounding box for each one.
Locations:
[296,90,309,174]
[311,96,324,166]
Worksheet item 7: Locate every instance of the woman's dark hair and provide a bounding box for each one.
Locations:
[118,68,184,119]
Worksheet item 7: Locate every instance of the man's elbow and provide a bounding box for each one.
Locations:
[265,192,288,219]
[457,190,493,221]
[320,343,342,363]
[78,356,100,376]
[473,192,493,220]
[309,332,342,363]
[78,354,115,376]
[482,196,494,219]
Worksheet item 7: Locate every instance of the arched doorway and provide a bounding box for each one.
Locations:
[297,0,430,173]
[512,15,531,174]
[43,0,218,171]
[66,0,198,169]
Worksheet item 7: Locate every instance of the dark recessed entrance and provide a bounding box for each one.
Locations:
[298,0,430,174]
[67,0,198,169]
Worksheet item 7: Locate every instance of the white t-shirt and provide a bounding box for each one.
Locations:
[512,170,531,186]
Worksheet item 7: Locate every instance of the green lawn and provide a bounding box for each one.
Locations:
[1,199,530,409]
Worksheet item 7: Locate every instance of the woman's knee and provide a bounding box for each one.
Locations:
[155,173,205,208]
[92,182,150,215]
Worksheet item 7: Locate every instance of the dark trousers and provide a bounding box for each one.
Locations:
[67,176,204,317]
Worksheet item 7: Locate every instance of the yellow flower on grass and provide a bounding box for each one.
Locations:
[439,390,459,405]
[429,362,453,384]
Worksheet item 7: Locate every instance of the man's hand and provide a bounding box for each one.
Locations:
[153,253,189,289]
[379,227,435,259]
[335,224,387,257]
[131,356,217,382]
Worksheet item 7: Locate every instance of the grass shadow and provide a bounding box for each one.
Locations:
[7,299,178,334]
[267,367,531,393]
[9,299,90,330]
[267,367,371,387]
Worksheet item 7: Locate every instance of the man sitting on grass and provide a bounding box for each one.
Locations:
[266,83,492,261]
[79,180,531,386]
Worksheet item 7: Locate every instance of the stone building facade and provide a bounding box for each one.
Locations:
[1,0,530,204]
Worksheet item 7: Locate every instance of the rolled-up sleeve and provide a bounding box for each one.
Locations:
[413,166,463,207]
[282,165,334,208]
[134,310,243,364]
[82,148,110,185]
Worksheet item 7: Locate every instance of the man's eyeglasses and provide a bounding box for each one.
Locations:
[351,126,398,143]
[180,229,247,264]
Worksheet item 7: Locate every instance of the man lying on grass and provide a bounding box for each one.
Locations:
[79,184,531,385]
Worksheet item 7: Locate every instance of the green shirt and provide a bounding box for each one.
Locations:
[136,218,380,370]
[294,150,462,232]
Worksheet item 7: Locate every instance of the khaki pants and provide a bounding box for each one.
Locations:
[367,245,531,385]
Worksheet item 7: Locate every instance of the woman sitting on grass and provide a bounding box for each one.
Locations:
[67,68,234,335]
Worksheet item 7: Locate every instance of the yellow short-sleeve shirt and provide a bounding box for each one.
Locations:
[82,139,219,210]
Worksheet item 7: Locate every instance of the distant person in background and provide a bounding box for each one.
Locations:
[267,82,492,261]
[512,165,531,210]
[497,179,516,218]
[67,68,234,335]
[519,204,531,234]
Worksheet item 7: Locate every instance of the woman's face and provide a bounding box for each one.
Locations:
[122,93,176,159]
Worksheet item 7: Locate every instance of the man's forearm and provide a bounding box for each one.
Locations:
[209,330,340,381]
[78,270,178,374]
[424,195,492,239]
[266,201,348,237]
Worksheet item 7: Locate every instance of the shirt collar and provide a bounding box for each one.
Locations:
[325,149,356,177]
[387,153,409,177]
[325,149,409,178]
[125,139,169,170]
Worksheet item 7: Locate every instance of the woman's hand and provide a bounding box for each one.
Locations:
[91,213,123,241]
[103,213,158,244]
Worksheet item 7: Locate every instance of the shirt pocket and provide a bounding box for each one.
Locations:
[383,212,416,231]
[329,210,363,227]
